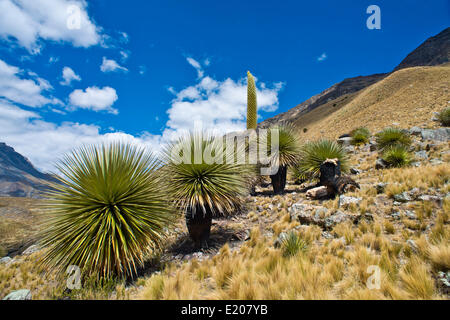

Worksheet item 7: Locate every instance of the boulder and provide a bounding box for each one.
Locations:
[0,257,12,265]
[3,289,32,300]
[375,159,388,170]
[394,192,413,203]
[421,128,450,142]
[337,137,353,146]
[324,211,350,229]
[339,196,362,207]
[414,150,428,160]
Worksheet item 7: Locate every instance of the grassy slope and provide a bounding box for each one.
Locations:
[294,65,450,141]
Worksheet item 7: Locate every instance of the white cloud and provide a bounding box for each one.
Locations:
[100,57,128,73]
[186,57,204,78]
[317,53,327,62]
[60,66,81,86]
[164,72,283,141]
[0,0,101,53]
[0,100,161,172]
[69,86,118,114]
[0,59,60,107]
[139,65,147,75]
[120,50,130,62]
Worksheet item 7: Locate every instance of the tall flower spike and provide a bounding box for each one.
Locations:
[247,71,257,130]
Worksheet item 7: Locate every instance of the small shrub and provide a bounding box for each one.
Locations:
[437,107,450,126]
[351,127,370,145]
[375,128,411,150]
[298,140,349,178]
[303,128,308,133]
[382,145,411,168]
[280,231,308,257]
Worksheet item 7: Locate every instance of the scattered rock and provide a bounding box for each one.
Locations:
[430,159,444,166]
[375,159,388,170]
[22,245,40,255]
[273,232,288,248]
[321,231,334,239]
[315,207,329,217]
[0,257,12,265]
[2,289,32,300]
[418,195,443,206]
[407,240,419,254]
[394,192,413,203]
[339,196,362,207]
[421,128,450,142]
[337,137,353,146]
[410,126,423,136]
[414,150,428,160]
[350,168,362,175]
[344,145,355,153]
[391,212,402,220]
[324,211,350,229]
[405,210,417,220]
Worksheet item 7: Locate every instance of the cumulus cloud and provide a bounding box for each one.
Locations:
[0,0,101,53]
[0,100,161,172]
[100,57,128,73]
[0,58,60,107]
[60,66,81,86]
[164,68,283,141]
[69,86,118,114]
[317,53,327,62]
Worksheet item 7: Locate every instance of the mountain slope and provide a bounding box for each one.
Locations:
[296,64,450,141]
[0,142,57,198]
[260,27,450,130]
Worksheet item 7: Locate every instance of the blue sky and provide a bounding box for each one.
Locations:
[0,0,448,171]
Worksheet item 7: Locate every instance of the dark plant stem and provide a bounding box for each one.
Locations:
[270,165,287,194]
[185,205,213,249]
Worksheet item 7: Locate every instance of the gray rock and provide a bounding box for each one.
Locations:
[375,159,388,170]
[0,257,12,265]
[22,244,40,255]
[414,150,428,160]
[315,207,329,217]
[322,231,334,239]
[394,192,413,203]
[410,126,423,136]
[289,203,315,223]
[324,211,350,229]
[340,196,362,207]
[421,128,450,142]
[344,145,355,153]
[407,240,419,254]
[391,212,402,220]
[405,210,417,219]
[273,232,289,248]
[350,168,362,175]
[3,289,32,300]
[430,158,444,166]
[418,195,443,206]
[337,137,353,146]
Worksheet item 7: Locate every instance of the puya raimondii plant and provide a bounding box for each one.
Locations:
[162,133,250,248]
[40,142,175,280]
[247,71,258,130]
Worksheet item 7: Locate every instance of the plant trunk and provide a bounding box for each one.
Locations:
[185,205,213,249]
[270,166,287,194]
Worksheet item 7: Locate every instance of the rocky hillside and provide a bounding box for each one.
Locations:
[260,27,450,130]
[0,143,57,198]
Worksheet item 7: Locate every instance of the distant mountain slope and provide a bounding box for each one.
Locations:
[297,64,450,141]
[0,142,57,198]
[260,27,450,129]
[394,27,450,71]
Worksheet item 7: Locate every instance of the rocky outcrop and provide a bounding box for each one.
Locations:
[0,142,57,198]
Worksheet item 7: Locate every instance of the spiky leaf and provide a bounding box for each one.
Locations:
[40,142,175,279]
[247,71,258,130]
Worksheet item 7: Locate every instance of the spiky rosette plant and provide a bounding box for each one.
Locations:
[375,127,411,150]
[298,140,349,179]
[351,127,371,145]
[40,142,175,280]
[247,71,258,130]
[162,133,249,248]
[261,125,301,194]
[437,107,450,127]
[382,145,412,168]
